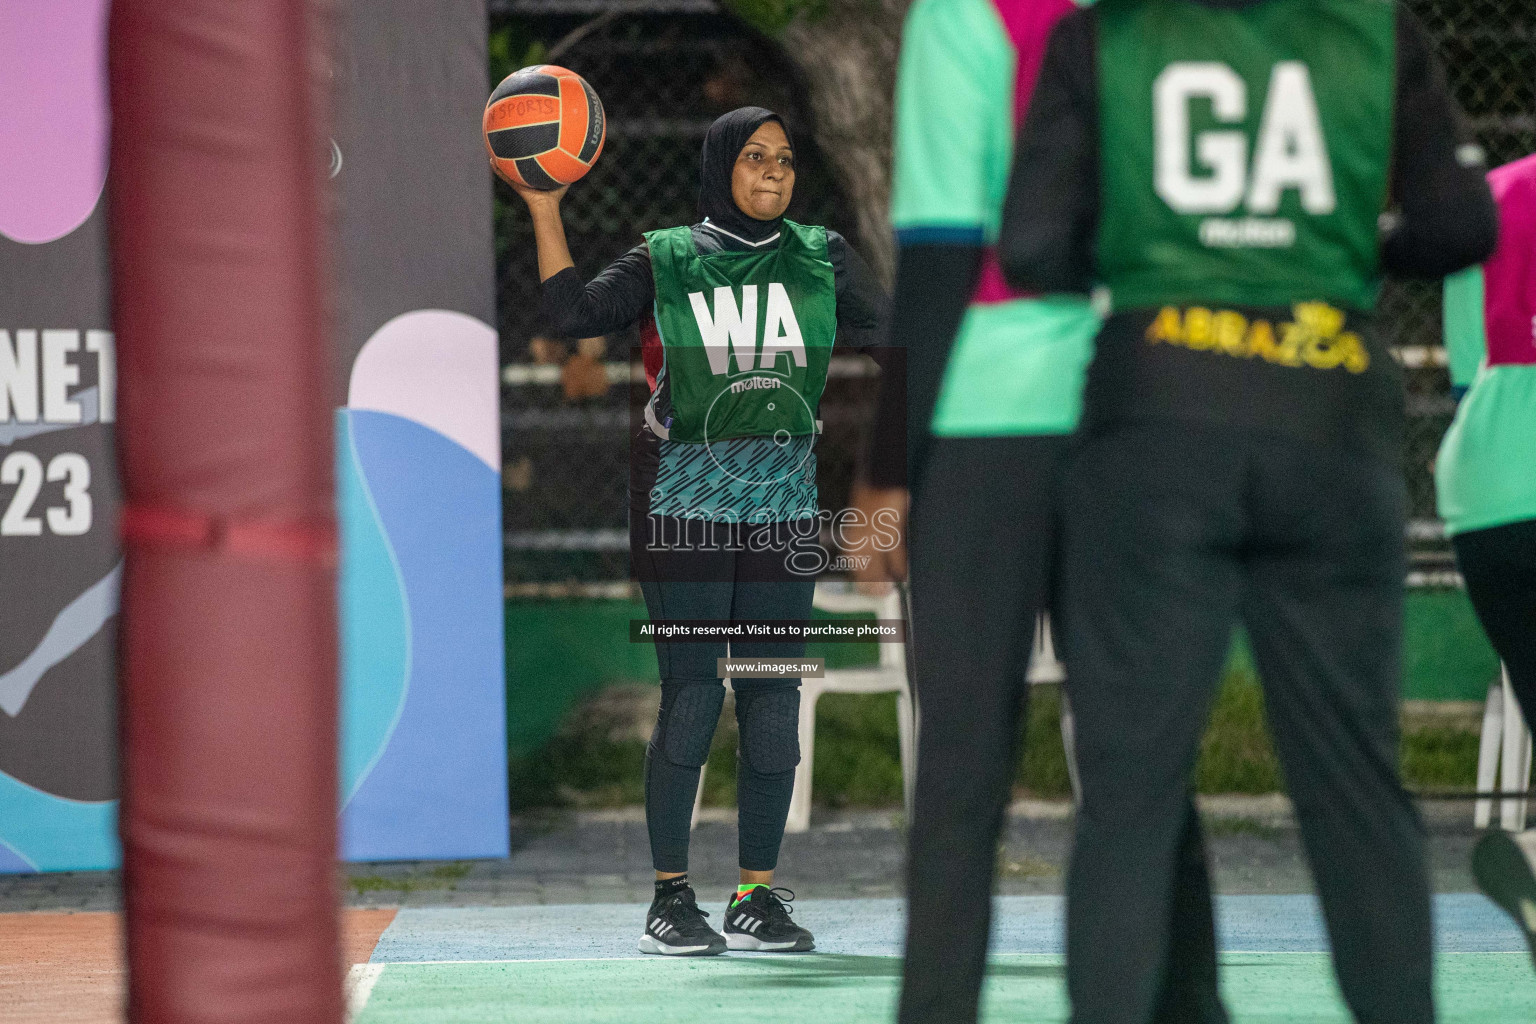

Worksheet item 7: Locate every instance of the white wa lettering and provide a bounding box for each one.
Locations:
[687,283,805,375]
[1154,60,1335,217]
[757,283,806,370]
[691,285,758,375]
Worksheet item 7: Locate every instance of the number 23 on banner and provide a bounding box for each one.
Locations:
[1,451,91,537]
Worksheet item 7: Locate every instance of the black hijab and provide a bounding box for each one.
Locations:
[698,106,793,245]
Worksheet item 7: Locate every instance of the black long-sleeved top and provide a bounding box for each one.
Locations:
[539,220,888,347]
[865,244,978,490]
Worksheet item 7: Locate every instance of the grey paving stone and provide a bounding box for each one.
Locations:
[0,800,1488,912]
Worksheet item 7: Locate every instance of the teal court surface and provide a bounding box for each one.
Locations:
[347,894,1535,1022]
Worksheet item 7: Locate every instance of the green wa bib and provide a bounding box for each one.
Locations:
[646,221,837,444]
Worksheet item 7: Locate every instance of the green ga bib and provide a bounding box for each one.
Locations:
[1096,0,1396,312]
[646,221,837,444]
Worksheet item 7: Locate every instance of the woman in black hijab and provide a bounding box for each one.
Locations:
[508,107,890,956]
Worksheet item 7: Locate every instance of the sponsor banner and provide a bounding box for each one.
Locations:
[1,0,508,870]
[333,0,509,860]
[0,0,120,873]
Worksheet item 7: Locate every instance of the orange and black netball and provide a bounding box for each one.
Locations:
[483,64,606,189]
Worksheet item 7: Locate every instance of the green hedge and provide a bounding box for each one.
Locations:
[505,593,1497,808]
[510,668,1484,809]
[506,592,1498,760]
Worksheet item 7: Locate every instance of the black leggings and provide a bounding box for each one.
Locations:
[645,682,803,872]
[899,436,1222,1024]
[634,515,816,873]
[1453,519,1536,723]
[1060,423,1428,1024]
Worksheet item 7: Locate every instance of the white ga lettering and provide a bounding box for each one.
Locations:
[688,283,806,375]
[1154,60,1335,217]
[0,329,116,425]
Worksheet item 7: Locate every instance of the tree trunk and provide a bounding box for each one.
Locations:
[778,0,909,287]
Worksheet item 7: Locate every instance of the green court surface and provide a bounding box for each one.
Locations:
[354,952,1534,1023]
[347,896,1530,1022]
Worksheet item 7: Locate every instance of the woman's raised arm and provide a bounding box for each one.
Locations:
[507,175,655,339]
[512,182,576,282]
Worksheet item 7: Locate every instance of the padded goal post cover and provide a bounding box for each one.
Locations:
[108,1,341,1021]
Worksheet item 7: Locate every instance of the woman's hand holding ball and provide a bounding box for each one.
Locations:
[499,162,575,281]
[503,171,569,209]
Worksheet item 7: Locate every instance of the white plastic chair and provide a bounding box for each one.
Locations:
[691,587,1081,831]
[786,583,917,832]
[1475,664,1530,831]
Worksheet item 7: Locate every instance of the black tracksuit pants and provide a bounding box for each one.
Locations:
[633,515,815,873]
[1060,421,1433,1024]
[1453,519,1536,726]
[898,437,1222,1024]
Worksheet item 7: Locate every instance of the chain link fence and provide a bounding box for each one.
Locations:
[1391,0,1533,582]
[493,0,1535,585]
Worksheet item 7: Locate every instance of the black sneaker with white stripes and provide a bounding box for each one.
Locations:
[722,885,815,952]
[638,883,727,956]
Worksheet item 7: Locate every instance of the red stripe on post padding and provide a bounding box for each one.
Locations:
[120,505,338,565]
